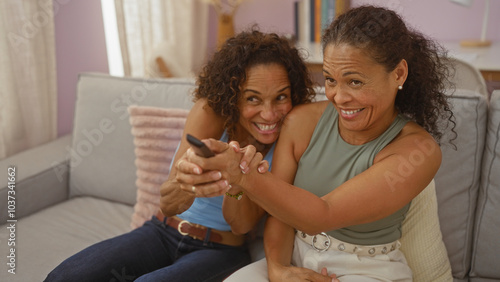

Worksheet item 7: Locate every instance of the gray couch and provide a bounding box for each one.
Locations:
[0,72,499,281]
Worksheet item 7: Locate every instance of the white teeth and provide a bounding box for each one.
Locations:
[341,109,362,115]
[256,123,277,131]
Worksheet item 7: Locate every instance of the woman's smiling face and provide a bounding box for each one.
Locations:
[323,43,406,144]
[236,63,292,146]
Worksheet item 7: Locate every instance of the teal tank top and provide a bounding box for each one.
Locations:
[294,103,410,245]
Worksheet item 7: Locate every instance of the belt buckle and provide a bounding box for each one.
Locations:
[177,220,193,236]
[312,232,331,252]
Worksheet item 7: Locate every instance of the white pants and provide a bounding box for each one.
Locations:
[225,234,413,281]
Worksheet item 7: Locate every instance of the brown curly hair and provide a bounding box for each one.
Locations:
[194,29,316,139]
[322,6,456,144]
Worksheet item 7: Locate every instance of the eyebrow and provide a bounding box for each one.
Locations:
[323,69,367,78]
[344,71,367,78]
[244,85,291,94]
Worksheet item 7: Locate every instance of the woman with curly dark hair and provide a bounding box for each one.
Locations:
[45,30,315,282]
[179,6,456,281]
[195,30,315,141]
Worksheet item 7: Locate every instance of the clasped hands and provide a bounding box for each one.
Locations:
[175,138,268,198]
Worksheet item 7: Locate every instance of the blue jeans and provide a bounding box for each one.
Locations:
[45,217,251,282]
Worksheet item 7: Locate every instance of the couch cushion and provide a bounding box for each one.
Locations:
[400,180,452,281]
[128,105,189,229]
[434,89,488,279]
[0,135,72,222]
[470,91,500,279]
[0,197,133,282]
[69,73,195,205]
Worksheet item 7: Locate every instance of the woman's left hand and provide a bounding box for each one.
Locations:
[228,141,270,175]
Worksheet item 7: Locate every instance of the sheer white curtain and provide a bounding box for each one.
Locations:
[114,0,209,77]
[0,1,57,159]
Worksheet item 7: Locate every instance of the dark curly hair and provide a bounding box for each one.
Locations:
[195,29,316,139]
[322,6,456,144]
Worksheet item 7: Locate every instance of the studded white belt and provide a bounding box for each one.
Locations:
[296,231,401,257]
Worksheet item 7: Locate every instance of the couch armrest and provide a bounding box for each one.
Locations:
[0,135,72,222]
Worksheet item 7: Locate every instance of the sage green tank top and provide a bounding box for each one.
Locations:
[294,103,410,245]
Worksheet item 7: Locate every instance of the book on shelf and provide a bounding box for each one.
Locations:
[294,0,346,44]
[294,0,309,45]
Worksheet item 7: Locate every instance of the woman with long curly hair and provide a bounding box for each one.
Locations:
[179,6,456,281]
[45,29,315,282]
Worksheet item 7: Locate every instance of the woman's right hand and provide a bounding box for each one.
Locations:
[175,150,227,198]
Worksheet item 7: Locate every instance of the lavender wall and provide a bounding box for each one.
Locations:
[54,0,108,136]
[229,0,500,41]
[55,0,499,136]
[352,0,500,42]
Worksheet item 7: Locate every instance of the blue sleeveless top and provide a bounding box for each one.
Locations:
[177,131,275,231]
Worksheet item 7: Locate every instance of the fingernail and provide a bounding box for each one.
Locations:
[215,171,222,179]
[258,166,265,173]
[194,167,201,174]
[239,161,247,170]
[224,180,229,187]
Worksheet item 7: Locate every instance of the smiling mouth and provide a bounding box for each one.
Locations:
[255,123,278,131]
[340,108,364,115]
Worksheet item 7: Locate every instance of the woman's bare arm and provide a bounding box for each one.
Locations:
[190,102,441,235]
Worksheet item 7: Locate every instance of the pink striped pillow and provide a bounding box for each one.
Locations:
[128,105,189,229]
